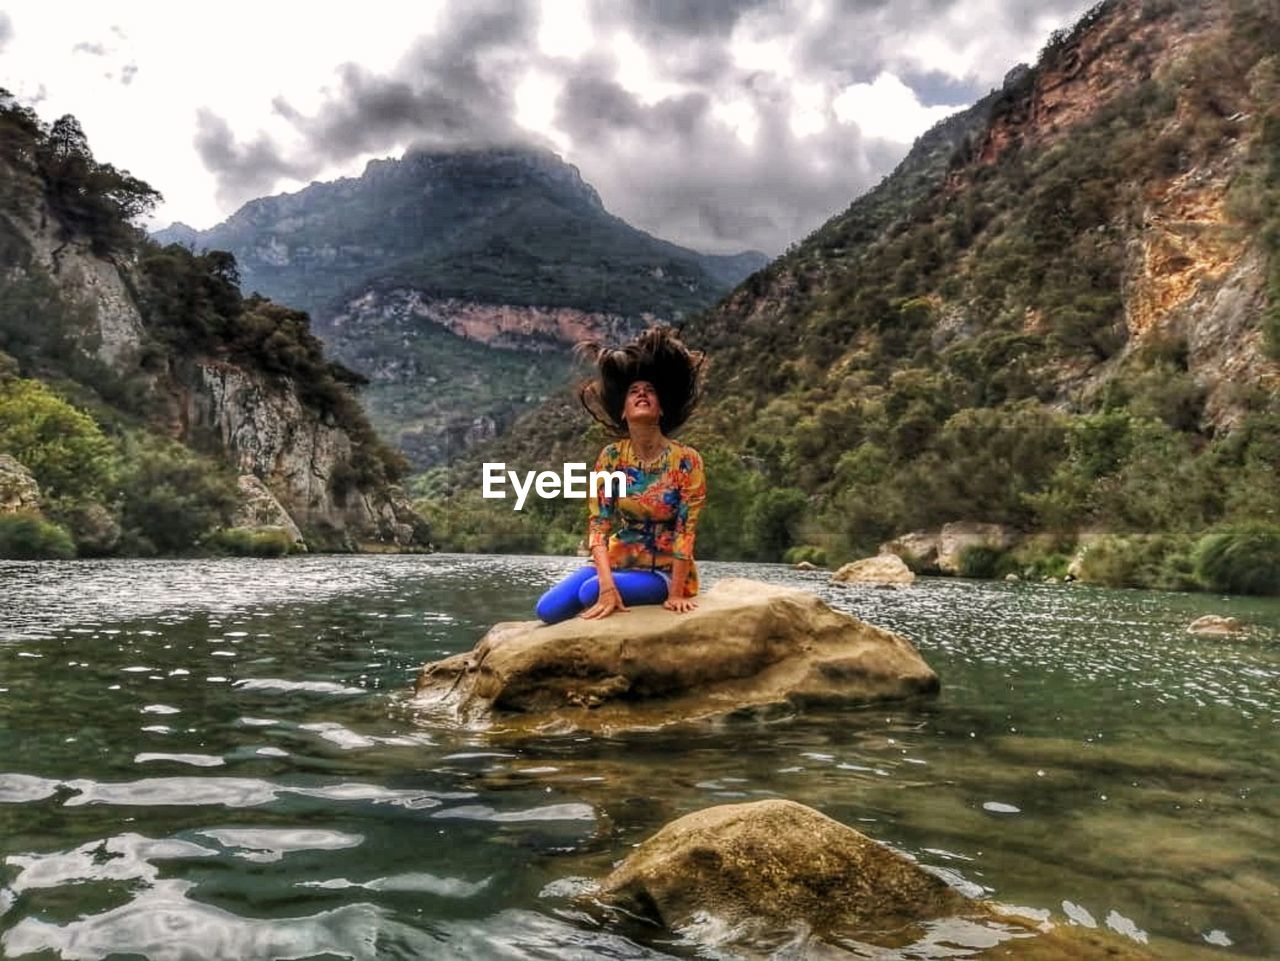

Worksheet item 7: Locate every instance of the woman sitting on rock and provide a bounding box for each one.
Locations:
[535,325,707,624]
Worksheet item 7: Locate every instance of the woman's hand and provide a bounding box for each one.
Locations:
[581,585,629,620]
[663,597,698,614]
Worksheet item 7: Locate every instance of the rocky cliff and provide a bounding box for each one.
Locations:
[0,97,428,553]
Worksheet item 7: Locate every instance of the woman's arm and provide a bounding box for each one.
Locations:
[581,545,628,619]
[665,448,706,613]
[582,445,629,619]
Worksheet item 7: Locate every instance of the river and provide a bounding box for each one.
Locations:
[0,554,1276,959]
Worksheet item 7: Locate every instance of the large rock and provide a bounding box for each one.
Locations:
[937,521,1017,575]
[413,578,938,731]
[831,553,915,586]
[231,474,305,548]
[0,455,41,515]
[598,799,965,932]
[596,800,1157,959]
[880,529,941,572]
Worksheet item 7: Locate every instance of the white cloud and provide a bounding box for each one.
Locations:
[0,0,1100,251]
[833,72,965,144]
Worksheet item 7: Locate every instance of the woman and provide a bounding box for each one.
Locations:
[535,325,707,624]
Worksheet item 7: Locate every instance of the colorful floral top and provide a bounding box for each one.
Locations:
[587,438,707,597]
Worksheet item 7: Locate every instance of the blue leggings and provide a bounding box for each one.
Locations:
[535,565,669,624]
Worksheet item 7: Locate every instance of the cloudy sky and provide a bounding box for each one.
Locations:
[0,0,1094,255]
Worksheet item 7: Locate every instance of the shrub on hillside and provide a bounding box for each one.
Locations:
[116,434,238,555]
[1073,534,1198,591]
[783,544,829,567]
[211,526,298,558]
[1193,523,1280,595]
[0,377,114,506]
[0,512,75,559]
[956,544,1013,579]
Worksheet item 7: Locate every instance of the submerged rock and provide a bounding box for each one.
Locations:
[599,799,965,931]
[831,553,915,586]
[595,799,1158,959]
[413,577,938,731]
[1187,614,1245,636]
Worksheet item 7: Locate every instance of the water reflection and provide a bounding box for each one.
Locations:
[0,555,1276,959]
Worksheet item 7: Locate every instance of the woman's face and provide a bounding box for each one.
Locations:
[623,380,662,425]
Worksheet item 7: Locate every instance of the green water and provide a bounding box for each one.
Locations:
[0,555,1276,959]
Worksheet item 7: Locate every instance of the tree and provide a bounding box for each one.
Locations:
[0,377,114,506]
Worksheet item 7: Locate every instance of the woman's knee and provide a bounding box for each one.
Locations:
[537,566,595,623]
[576,576,602,607]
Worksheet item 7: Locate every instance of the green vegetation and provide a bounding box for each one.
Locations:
[1193,522,1280,595]
[1,92,159,256]
[211,526,300,558]
[0,512,75,559]
[417,0,1280,596]
[957,544,1012,580]
[0,89,418,558]
[0,377,114,509]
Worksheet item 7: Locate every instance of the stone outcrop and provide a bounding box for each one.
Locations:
[831,553,915,586]
[937,521,1017,575]
[414,578,938,732]
[231,475,305,547]
[881,524,1020,576]
[0,455,41,515]
[596,799,1158,959]
[171,360,426,550]
[879,530,941,572]
[331,290,638,353]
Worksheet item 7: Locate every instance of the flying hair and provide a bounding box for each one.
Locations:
[575,324,706,437]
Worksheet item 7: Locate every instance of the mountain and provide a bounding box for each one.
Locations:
[0,93,428,557]
[155,147,767,467]
[429,0,1280,593]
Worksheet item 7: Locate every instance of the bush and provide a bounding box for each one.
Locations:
[1073,534,1198,591]
[956,544,1012,579]
[1193,523,1280,595]
[211,526,298,557]
[1008,535,1075,579]
[744,487,809,561]
[0,512,75,559]
[542,528,581,556]
[783,544,829,566]
[116,434,238,554]
[0,377,115,506]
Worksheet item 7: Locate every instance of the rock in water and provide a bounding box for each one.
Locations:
[413,577,938,731]
[831,553,915,586]
[1187,614,1245,636]
[599,799,966,932]
[596,799,1158,959]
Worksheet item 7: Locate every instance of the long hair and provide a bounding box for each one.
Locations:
[576,324,706,437]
